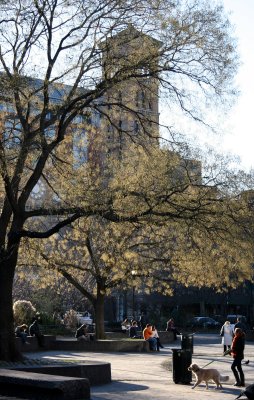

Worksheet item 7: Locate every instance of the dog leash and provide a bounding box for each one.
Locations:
[223,349,250,364]
[202,360,216,368]
[201,350,230,368]
[202,360,249,368]
[202,351,249,369]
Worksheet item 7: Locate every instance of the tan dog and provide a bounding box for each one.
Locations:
[188,363,229,389]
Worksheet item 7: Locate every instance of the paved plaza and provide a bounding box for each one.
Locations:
[25,333,254,400]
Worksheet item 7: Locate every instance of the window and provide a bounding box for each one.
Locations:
[73,129,88,168]
[118,91,122,103]
[134,120,139,134]
[3,118,22,148]
[136,90,146,109]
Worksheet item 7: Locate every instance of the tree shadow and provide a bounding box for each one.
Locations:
[92,380,148,393]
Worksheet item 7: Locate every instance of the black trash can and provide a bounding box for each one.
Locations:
[181,333,194,353]
[171,349,192,384]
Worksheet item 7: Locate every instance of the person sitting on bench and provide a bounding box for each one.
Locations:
[143,324,157,351]
[75,324,90,341]
[29,317,45,347]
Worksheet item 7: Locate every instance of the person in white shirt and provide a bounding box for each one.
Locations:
[152,325,164,351]
[220,320,234,353]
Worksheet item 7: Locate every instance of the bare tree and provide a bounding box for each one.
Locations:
[0,0,240,360]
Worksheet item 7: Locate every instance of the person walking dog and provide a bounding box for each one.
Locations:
[231,327,245,387]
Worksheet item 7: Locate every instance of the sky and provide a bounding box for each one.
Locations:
[218,0,254,170]
[160,0,254,171]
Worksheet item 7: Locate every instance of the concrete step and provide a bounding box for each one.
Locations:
[0,369,90,400]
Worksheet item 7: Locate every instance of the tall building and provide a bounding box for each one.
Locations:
[90,25,162,164]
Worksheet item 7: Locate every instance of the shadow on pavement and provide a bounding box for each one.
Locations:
[219,387,246,397]
[92,380,148,392]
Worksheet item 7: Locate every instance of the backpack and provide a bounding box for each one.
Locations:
[236,384,254,400]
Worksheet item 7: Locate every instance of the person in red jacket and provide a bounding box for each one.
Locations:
[231,327,245,387]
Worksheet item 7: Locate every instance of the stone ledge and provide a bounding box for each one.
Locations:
[13,361,111,386]
[155,331,175,343]
[105,330,175,343]
[0,369,90,400]
[16,332,174,354]
[52,338,150,352]
[15,335,56,352]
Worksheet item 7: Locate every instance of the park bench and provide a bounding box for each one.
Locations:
[0,369,90,400]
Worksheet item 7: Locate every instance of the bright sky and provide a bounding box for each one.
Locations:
[220,0,254,170]
[160,1,254,171]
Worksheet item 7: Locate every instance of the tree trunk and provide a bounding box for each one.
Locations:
[0,252,22,361]
[94,290,106,339]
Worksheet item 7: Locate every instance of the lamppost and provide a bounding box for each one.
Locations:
[131,270,137,319]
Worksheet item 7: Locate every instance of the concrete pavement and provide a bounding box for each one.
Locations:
[26,333,254,399]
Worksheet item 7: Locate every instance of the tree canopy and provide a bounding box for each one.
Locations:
[0,0,248,359]
[17,145,254,338]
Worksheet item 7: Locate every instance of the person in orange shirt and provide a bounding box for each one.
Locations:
[143,324,157,351]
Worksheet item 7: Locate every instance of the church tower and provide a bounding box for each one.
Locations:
[99,25,162,158]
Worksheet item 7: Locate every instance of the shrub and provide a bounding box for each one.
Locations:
[13,300,37,325]
[38,311,56,325]
[64,309,78,329]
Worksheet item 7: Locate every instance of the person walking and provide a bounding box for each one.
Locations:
[231,327,245,387]
[220,320,234,354]
[235,317,247,333]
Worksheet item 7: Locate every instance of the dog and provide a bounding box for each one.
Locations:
[188,363,229,389]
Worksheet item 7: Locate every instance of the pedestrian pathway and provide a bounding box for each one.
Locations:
[26,333,254,400]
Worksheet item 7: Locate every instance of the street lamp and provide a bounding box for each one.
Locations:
[131,270,137,319]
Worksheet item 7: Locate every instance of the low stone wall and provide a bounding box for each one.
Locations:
[16,331,174,353]
[105,331,129,339]
[52,338,150,352]
[15,335,56,352]
[157,331,175,343]
[105,330,175,343]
